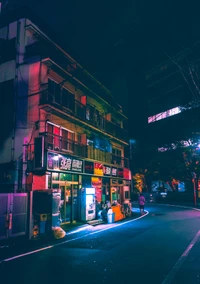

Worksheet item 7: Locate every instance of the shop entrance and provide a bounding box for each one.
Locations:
[52,181,79,224]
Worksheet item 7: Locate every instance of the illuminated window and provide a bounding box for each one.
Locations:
[61,129,74,152]
[47,122,74,152]
[148,106,181,123]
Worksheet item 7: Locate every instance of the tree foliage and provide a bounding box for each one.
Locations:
[132,172,146,192]
[145,144,200,192]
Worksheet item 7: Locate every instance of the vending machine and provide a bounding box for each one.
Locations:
[81,187,96,221]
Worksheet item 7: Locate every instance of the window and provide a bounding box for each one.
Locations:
[112,148,122,166]
[54,84,61,104]
[47,123,60,150]
[111,117,122,128]
[47,122,74,152]
[61,128,74,152]
[0,38,16,64]
[48,79,61,104]
[0,80,14,142]
[62,88,75,111]
[125,191,130,199]
[54,126,60,150]
[86,107,90,120]
[94,109,100,126]
[61,129,68,150]
[47,123,53,149]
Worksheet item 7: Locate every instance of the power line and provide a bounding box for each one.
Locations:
[165,52,200,106]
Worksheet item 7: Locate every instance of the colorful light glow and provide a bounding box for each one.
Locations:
[148,106,181,124]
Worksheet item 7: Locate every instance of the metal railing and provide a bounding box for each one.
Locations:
[40,90,128,142]
[44,132,129,168]
[45,132,87,158]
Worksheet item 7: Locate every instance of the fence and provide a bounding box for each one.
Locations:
[0,193,28,240]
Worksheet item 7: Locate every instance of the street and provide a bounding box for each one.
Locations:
[1,204,200,284]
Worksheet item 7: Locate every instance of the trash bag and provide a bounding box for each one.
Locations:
[52,226,66,239]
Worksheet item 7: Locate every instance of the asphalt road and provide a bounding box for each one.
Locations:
[1,204,200,284]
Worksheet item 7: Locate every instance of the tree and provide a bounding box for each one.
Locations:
[146,138,200,194]
[132,171,147,193]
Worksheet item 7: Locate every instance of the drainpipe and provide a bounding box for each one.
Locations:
[11,20,21,192]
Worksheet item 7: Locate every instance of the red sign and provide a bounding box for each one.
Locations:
[92,177,102,188]
[123,168,131,180]
[94,162,103,176]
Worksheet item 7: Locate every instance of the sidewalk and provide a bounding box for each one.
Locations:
[0,209,141,262]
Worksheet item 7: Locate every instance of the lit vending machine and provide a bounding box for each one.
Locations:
[81,188,96,221]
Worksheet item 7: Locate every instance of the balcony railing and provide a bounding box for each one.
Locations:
[45,132,87,158]
[40,90,128,142]
[43,132,129,168]
[87,146,129,168]
[25,39,123,112]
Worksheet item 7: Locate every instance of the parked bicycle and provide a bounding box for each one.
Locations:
[121,201,132,218]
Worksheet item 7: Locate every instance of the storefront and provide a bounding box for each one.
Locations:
[46,151,131,223]
[47,152,82,224]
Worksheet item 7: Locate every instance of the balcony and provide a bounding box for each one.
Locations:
[87,146,129,168]
[42,132,129,168]
[25,39,124,113]
[39,89,129,143]
[45,132,87,158]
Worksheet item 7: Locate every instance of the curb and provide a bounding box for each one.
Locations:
[0,211,142,261]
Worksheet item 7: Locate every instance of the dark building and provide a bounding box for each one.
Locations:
[147,42,200,150]
[145,42,200,195]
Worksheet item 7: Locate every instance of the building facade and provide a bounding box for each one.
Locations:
[0,9,131,224]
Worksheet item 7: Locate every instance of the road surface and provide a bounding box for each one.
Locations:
[1,203,200,284]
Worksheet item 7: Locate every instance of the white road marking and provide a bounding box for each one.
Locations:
[164,204,200,212]
[162,229,200,284]
[0,209,149,264]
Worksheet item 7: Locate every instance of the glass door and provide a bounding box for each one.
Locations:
[59,185,72,223]
[72,185,79,221]
[65,185,72,222]
[59,185,66,223]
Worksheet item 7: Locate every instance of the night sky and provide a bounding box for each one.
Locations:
[5,0,200,139]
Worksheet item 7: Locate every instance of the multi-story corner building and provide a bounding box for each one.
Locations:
[0,8,131,223]
[147,43,200,151]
